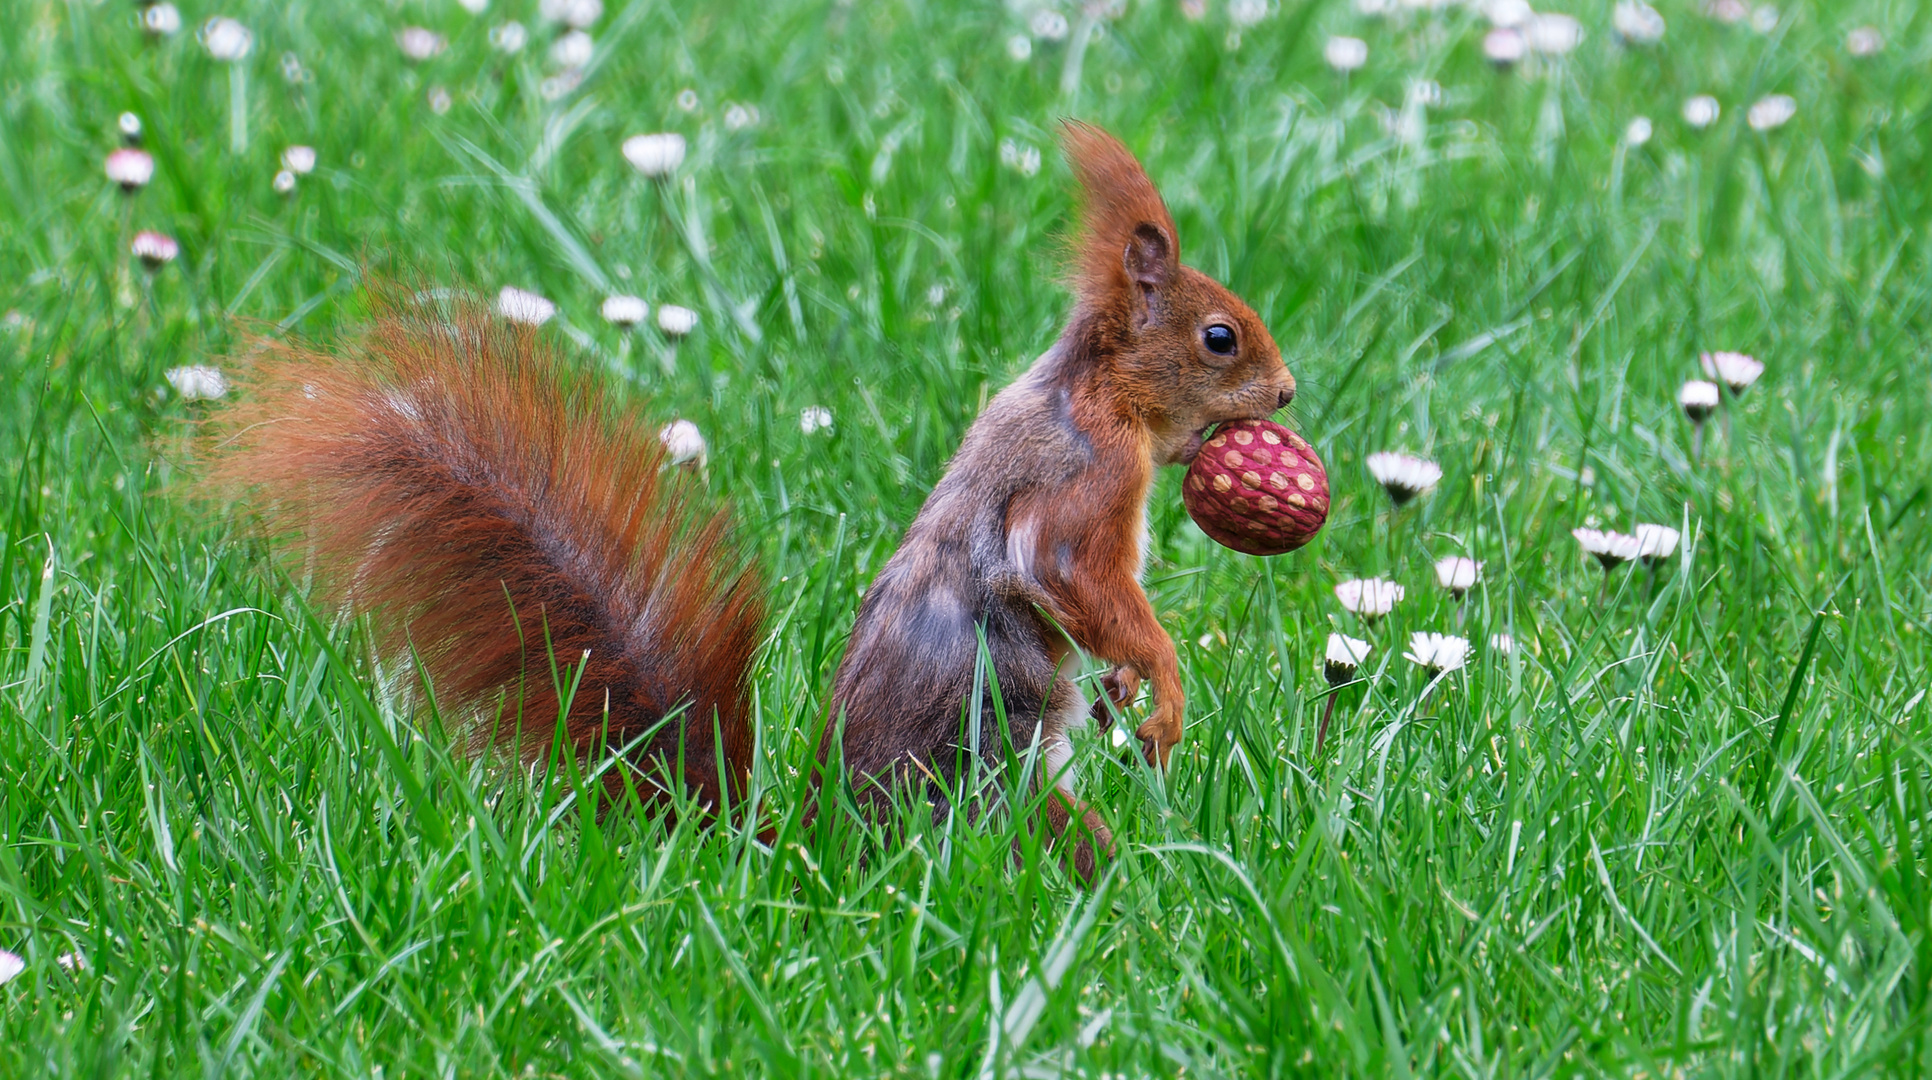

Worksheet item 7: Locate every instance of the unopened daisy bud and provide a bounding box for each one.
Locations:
[1634,523,1680,564]
[1006,34,1032,61]
[105,147,155,192]
[1324,36,1368,73]
[1612,2,1665,45]
[496,286,556,326]
[723,103,758,131]
[397,27,447,62]
[202,17,254,62]
[1573,527,1641,571]
[1405,631,1470,674]
[1324,633,1371,686]
[1489,632,1515,654]
[540,0,603,29]
[623,133,686,178]
[1749,5,1777,33]
[131,231,179,269]
[1365,451,1442,506]
[272,169,296,195]
[1683,95,1721,129]
[142,3,183,36]
[0,950,23,986]
[1625,117,1654,146]
[1433,556,1481,599]
[165,365,228,401]
[55,952,84,973]
[1679,379,1720,423]
[1527,14,1582,55]
[118,112,143,145]
[656,304,698,338]
[1335,577,1404,618]
[282,145,316,174]
[1746,94,1796,132]
[800,405,834,435]
[1483,28,1526,68]
[1705,0,1746,22]
[458,0,489,13]
[551,30,593,68]
[1846,27,1883,58]
[1698,351,1764,395]
[659,418,706,468]
[1228,0,1267,28]
[600,294,648,328]
[427,86,453,114]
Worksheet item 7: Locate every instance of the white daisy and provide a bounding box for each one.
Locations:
[1006,34,1033,61]
[496,286,556,326]
[282,146,317,174]
[166,365,228,401]
[397,27,446,62]
[676,88,700,112]
[1030,10,1069,41]
[490,22,528,52]
[1527,14,1582,55]
[105,148,154,191]
[800,405,834,435]
[551,29,593,69]
[143,3,182,36]
[1324,36,1368,73]
[540,0,603,28]
[1625,117,1654,146]
[723,103,759,131]
[1749,5,1777,33]
[1405,632,1470,674]
[600,295,648,328]
[118,112,143,143]
[1573,527,1641,570]
[273,169,296,194]
[1323,632,1372,684]
[131,231,179,268]
[1482,0,1532,27]
[1483,28,1526,67]
[651,304,698,338]
[1746,94,1796,132]
[1229,0,1269,28]
[1634,523,1680,563]
[1489,632,1515,654]
[1612,2,1666,45]
[1679,379,1720,423]
[1683,95,1721,129]
[999,138,1043,177]
[1699,351,1764,395]
[659,419,706,468]
[458,0,489,13]
[1366,451,1442,506]
[427,86,453,114]
[55,952,84,972]
[623,133,686,178]
[1335,578,1404,618]
[1433,556,1481,598]
[0,950,23,986]
[1846,27,1883,58]
[201,17,254,62]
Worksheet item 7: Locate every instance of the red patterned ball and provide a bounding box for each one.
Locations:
[1183,420,1329,556]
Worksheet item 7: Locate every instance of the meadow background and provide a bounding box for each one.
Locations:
[4,0,1931,1075]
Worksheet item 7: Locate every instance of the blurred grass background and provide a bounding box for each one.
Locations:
[4,0,1932,1075]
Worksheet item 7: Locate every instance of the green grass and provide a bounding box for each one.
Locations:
[5,0,1932,1074]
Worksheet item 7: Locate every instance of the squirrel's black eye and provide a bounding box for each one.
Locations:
[1203,324,1237,356]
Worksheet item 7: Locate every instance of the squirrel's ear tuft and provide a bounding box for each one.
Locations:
[1063,121,1180,313]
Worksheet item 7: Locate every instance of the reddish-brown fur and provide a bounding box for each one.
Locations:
[827,123,1295,878]
[206,300,763,813]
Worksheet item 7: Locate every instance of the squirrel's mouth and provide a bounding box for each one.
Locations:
[1177,429,1208,466]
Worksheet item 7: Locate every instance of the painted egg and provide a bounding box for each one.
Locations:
[1182,420,1329,556]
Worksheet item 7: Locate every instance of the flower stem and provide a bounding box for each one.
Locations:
[1315,693,1339,758]
[230,65,249,155]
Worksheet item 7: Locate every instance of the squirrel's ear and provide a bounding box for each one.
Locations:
[1063,121,1180,322]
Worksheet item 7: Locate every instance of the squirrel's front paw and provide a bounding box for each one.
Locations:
[1090,665,1142,728]
[1136,704,1184,768]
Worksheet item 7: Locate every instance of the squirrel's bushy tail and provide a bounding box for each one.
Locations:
[207,299,763,813]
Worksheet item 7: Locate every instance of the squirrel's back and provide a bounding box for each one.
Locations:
[207,301,764,812]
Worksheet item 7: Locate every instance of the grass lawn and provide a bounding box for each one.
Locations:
[4,0,1931,1074]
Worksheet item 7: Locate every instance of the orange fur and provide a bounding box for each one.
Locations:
[206,298,763,813]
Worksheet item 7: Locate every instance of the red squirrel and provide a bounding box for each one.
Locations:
[207,123,1293,876]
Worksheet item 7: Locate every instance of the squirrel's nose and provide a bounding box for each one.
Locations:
[1276,385,1296,410]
